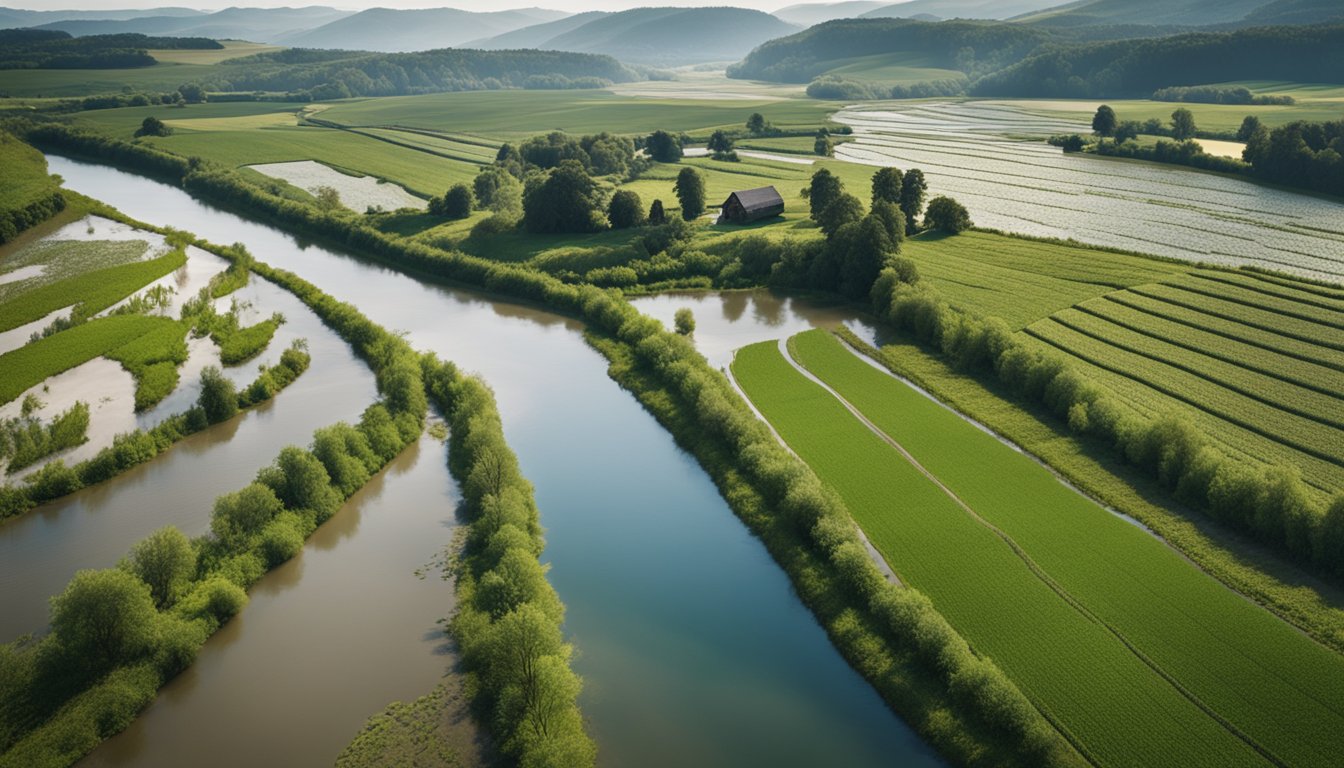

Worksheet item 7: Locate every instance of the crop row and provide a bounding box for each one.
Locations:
[1128,283,1344,352]
[1163,275,1344,331]
[1186,270,1344,315]
[0,240,150,305]
[1024,319,1344,470]
[0,249,186,333]
[1241,269,1344,303]
[0,315,175,406]
[732,339,1270,768]
[1101,291,1344,374]
[906,231,1182,289]
[1052,308,1344,430]
[790,329,1344,768]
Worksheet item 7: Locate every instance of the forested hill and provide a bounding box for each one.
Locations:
[1238,0,1344,26]
[773,1,888,26]
[468,11,611,50]
[727,18,1051,82]
[0,29,221,70]
[860,0,1064,21]
[278,7,570,53]
[29,7,352,43]
[1014,0,1344,27]
[176,47,639,100]
[527,6,800,65]
[972,24,1344,97]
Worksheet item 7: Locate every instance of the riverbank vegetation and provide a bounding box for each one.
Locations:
[0,398,88,474]
[0,134,65,246]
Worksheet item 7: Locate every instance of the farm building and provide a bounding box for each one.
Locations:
[717,186,784,224]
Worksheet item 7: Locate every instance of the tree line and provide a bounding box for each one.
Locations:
[0,245,428,767]
[1151,85,1294,105]
[0,29,220,70]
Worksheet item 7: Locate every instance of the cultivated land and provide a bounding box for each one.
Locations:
[735,331,1344,767]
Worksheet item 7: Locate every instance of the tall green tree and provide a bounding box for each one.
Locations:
[1092,105,1117,138]
[646,130,682,163]
[871,167,904,205]
[817,193,864,239]
[1236,115,1262,142]
[211,483,284,548]
[607,190,645,229]
[198,366,238,425]
[125,526,196,609]
[50,569,157,672]
[648,199,666,225]
[803,168,843,220]
[522,160,606,234]
[837,215,894,300]
[674,167,706,221]
[1171,108,1197,141]
[707,130,734,155]
[746,112,768,135]
[814,134,834,157]
[924,196,973,234]
[899,168,927,234]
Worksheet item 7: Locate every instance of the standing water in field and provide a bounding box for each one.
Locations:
[835,101,1344,281]
[50,156,942,768]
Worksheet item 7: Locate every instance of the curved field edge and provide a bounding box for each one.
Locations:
[786,329,1344,767]
[835,326,1344,653]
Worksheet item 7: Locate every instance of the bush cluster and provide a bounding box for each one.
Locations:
[1091,138,1248,175]
[805,75,968,101]
[870,278,1344,581]
[0,190,64,246]
[424,360,595,767]
[0,400,89,474]
[1151,86,1294,106]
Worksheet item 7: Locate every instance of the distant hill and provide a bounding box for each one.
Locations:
[0,6,203,26]
[772,2,888,26]
[861,0,1064,20]
[34,7,354,43]
[729,17,1049,82]
[1014,0,1277,27]
[1239,0,1344,25]
[973,23,1344,96]
[530,6,800,65]
[467,11,610,50]
[280,7,571,52]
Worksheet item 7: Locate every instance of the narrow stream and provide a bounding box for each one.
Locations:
[50,156,940,768]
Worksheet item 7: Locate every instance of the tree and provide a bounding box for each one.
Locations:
[1092,105,1117,138]
[432,184,473,219]
[746,112,768,135]
[646,130,682,163]
[674,167,706,221]
[1171,108,1197,141]
[924,196,973,234]
[258,446,342,521]
[474,166,523,216]
[803,168,843,220]
[51,569,157,671]
[817,193,864,239]
[870,199,906,243]
[211,483,285,547]
[198,366,238,424]
[674,308,695,335]
[871,167,904,205]
[1236,115,1262,143]
[134,116,171,138]
[837,215,894,300]
[1114,120,1141,142]
[522,160,606,234]
[1319,496,1344,578]
[899,168,927,234]
[707,130,734,155]
[607,190,644,229]
[648,199,666,225]
[125,527,196,609]
[814,134,834,157]
[177,83,206,103]
[314,185,341,211]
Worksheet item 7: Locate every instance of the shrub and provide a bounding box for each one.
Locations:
[198,366,238,424]
[607,189,644,229]
[924,196,972,234]
[674,307,695,335]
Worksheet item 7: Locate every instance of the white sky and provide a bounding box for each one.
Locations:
[8,1,901,13]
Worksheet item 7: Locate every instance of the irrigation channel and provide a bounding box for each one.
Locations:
[835,101,1344,282]
[46,156,941,768]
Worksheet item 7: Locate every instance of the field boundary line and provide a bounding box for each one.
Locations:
[1126,285,1344,352]
[1189,271,1344,313]
[781,336,1287,768]
[1163,280,1344,331]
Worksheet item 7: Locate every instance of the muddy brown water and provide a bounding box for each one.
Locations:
[50,155,941,768]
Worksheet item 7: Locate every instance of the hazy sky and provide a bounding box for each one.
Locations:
[10,1,856,11]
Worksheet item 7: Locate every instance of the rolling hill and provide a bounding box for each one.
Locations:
[31,7,354,43]
[772,1,889,26]
[279,7,570,52]
[519,6,800,65]
[468,11,611,50]
[861,0,1065,20]
[1014,0,1292,27]
[1239,0,1344,25]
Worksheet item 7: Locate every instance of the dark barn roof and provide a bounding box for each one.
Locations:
[718,186,784,224]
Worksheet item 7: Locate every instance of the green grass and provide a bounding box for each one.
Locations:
[818,52,964,85]
[731,339,1268,768]
[0,134,55,213]
[317,89,841,138]
[0,315,179,405]
[104,320,189,410]
[0,240,150,305]
[214,316,280,366]
[1128,283,1344,352]
[0,248,186,333]
[789,328,1344,768]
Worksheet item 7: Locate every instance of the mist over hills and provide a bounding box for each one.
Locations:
[27,7,354,43]
[278,6,568,51]
[861,0,1063,21]
[1012,0,1343,27]
[772,1,888,26]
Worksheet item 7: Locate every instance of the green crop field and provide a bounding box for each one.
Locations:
[785,328,1344,768]
[0,315,180,405]
[0,248,186,333]
[732,338,1276,768]
[0,240,150,305]
[816,52,964,85]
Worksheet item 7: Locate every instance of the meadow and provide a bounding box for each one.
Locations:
[731,339,1269,768]
[785,328,1344,768]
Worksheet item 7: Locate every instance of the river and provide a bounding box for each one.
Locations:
[47,156,940,767]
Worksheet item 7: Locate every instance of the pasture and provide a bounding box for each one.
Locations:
[145,41,283,66]
[731,338,1272,768]
[0,134,57,215]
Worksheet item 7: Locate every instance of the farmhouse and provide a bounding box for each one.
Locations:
[717,186,784,224]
